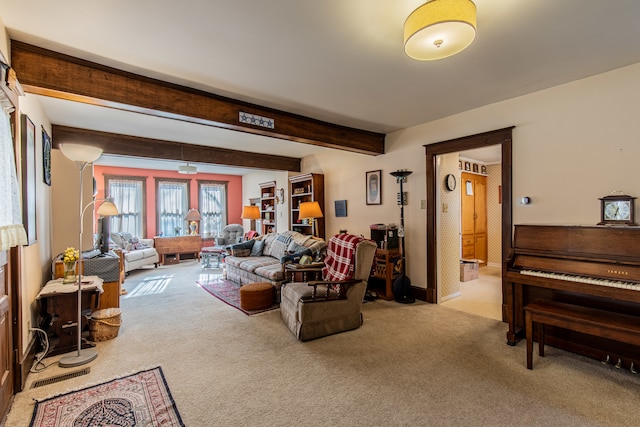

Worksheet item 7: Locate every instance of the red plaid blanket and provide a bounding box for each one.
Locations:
[322,234,364,281]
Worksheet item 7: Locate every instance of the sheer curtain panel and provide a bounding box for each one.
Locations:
[0,101,27,250]
[158,181,189,237]
[108,178,144,237]
[199,182,227,238]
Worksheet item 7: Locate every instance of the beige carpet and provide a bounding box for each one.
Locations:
[6,260,640,426]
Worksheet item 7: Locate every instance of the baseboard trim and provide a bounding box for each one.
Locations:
[15,336,37,392]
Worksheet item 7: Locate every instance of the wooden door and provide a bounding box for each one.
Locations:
[461,173,487,265]
[0,251,13,419]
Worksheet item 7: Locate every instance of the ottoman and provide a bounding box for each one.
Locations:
[240,282,274,310]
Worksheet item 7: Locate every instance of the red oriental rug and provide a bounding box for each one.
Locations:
[197,279,279,316]
[29,367,184,427]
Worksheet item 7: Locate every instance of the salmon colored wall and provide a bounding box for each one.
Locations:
[93,165,243,238]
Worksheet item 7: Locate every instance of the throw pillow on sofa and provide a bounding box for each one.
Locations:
[250,239,265,257]
[229,239,255,257]
[129,237,150,251]
[110,232,133,250]
[270,234,292,260]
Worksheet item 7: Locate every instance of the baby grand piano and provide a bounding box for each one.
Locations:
[506,224,640,367]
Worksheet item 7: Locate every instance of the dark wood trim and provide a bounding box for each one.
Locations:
[424,127,513,309]
[12,41,385,155]
[53,125,302,172]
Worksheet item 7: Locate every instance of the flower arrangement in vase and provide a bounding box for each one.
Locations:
[62,247,80,284]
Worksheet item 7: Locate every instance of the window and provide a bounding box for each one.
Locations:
[157,179,190,237]
[199,181,227,238]
[106,176,145,237]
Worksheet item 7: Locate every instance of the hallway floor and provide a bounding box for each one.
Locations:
[441,265,502,321]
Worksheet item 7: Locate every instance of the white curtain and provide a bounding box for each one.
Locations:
[0,99,28,251]
[108,178,143,237]
[158,181,188,237]
[200,182,226,238]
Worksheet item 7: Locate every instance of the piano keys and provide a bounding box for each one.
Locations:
[506,224,640,365]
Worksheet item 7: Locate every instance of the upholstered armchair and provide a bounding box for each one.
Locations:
[215,224,244,248]
[280,234,377,341]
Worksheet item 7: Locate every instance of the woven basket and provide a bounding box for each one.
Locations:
[89,308,122,342]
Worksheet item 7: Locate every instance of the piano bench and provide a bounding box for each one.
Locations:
[524,300,640,370]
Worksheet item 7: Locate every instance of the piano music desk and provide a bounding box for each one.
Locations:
[525,300,640,369]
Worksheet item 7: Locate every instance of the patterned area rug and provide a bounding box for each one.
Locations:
[29,367,184,427]
[197,279,279,316]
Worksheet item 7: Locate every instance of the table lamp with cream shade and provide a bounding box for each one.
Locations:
[185,209,202,235]
[298,201,323,237]
[59,143,120,368]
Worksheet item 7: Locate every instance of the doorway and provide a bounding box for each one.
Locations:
[441,151,501,320]
[424,127,513,323]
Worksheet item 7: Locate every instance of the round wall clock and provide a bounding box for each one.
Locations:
[445,174,457,191]
[598,194,636,226]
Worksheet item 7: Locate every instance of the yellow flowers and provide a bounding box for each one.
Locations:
[63,247,79,263]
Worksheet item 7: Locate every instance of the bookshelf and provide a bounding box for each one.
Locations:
[259,181,277,235]
[289,173,325,239]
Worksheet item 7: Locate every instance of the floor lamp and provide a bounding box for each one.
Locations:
[59,144,119,368]
[390,169,415,304]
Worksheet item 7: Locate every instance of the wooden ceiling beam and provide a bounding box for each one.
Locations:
[52,125,301,172]
[12,41,385,155]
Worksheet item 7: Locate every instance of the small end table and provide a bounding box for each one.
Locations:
[285,263,324,283]
[200,246,225,268]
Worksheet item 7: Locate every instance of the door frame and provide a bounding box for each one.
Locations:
[424,127,513,317]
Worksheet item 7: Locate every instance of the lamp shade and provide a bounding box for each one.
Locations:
[60,144,103,163]
[184,208,202,221]
[96,199,119,216]
[299,201,323,220]
[241,205,261,220]
[404,0,477,61]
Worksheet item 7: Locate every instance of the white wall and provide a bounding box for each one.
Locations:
[308,62,640,293]
[242,170,290,233]
[14,96,53,351]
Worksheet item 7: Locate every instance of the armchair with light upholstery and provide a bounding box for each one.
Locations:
[280,234,377,341]
[215,224,245,248]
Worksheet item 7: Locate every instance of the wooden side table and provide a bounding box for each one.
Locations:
[154,235,202,264]
[285,263,324,283]
[54,253,122,309]
[37,277,103,356]
[368,248,400,300]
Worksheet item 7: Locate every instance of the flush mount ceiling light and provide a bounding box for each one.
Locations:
[404,0,477,61]
[178,163,197,174]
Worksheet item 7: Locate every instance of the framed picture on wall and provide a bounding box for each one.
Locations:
[335,200,347,217]
[366,170,381,205]
[42,126,52,186]
[21,114,37,245]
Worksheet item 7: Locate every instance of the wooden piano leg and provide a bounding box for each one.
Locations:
[525,309,533,369]
[538,323,545,358]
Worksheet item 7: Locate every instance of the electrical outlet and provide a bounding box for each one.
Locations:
[27,319,31,331]
[442,203,448,213]
[421,200,426,209]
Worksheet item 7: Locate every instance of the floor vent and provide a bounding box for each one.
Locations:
[31,367,90,389]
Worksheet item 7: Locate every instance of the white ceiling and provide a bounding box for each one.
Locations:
[2,0,640,173]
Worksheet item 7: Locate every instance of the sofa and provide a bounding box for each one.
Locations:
[225,231,326,300]
[110,232,160,273]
